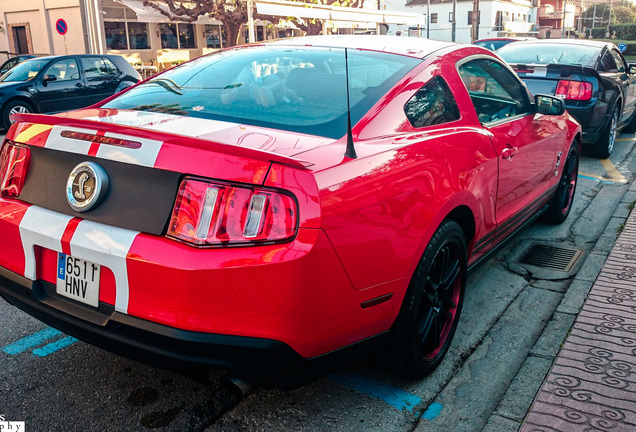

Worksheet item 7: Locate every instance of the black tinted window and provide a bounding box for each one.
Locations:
[404,76,460,127]
[459,59,531,124]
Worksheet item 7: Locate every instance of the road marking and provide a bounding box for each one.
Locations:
[616,137,636,142]
[579,158,628,184]
[2,327,62,355]
[599,158,628,183]
[2,327,78,357]
[422,402,444,420]
[328,371,422,413]
[32,336,78,357]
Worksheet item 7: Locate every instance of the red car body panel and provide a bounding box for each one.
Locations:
[0,39,581,383]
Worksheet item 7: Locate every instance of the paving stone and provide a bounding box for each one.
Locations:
[521,208,636,431]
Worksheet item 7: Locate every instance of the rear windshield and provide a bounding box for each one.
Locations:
[497,43,600,67]
[103,46,419,139]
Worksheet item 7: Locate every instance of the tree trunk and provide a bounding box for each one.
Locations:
[222,19,243,46]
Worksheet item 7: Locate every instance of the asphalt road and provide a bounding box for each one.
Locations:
[1,131,635,432]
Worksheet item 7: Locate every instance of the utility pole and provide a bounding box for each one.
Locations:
[452,0,457,41]
[471,0,479,42]
[427,0,430,38]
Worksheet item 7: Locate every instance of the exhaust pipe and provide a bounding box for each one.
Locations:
[221,375,253,399]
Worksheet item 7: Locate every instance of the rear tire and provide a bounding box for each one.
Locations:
[383,220,466,378]
[542,143,579,224]
[588,107,618,158]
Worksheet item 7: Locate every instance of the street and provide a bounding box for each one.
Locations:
[1,131,635,432]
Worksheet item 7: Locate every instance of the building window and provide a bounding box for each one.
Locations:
[431,13,438,24]
[204,25,225,48]
[159,23,196,49]
[104,7,149,50]
[467,11,481,25]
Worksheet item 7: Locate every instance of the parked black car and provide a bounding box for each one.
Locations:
[498,39,636,158]
[0,55,36,75]
[0,54,141,130]
[473,37,535,52]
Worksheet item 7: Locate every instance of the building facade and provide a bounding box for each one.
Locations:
[0,0,282,70]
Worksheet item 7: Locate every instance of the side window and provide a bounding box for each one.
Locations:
[44,58,80,81]
[404,76,460,128]
[458,58,531,124]
[610,50,626,73]
[101,58,120,75]
[600,50,617,72]
[81,57,106,78]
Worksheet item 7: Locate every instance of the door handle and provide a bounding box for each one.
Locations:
[75,83,84,88]
[501,145,518,160]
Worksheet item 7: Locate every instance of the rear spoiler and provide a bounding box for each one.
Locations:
[509,63,601,80]
[9,113,314,170]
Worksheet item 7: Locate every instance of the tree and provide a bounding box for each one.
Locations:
[143,0,247,47]
[143,0,366,47]
[613,6,636,24]
[285,0,365,36]
[581,2,636,28]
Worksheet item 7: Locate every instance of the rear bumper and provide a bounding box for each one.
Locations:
[565,101,608,144]
[0,267,388,389]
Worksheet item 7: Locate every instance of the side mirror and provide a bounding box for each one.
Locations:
[43,74,57,83]
[535,94,565,116]
[629,64,636,74]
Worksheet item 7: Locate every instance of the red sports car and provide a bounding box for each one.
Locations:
[0,36,580,388]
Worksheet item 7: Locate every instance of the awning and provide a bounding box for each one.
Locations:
[256,0,425,26]
[115,0,222,25]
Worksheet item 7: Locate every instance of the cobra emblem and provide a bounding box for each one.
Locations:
[74,173,90,199]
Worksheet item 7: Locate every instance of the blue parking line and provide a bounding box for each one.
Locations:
[2,327,62,355]
[328,371,422,413]
[32,336,78,357]
[422,402,443,420]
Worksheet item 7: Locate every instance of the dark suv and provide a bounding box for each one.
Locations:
[0,54,141,130]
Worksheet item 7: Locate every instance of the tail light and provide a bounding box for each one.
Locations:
[555,80,593,101]
[0,141,30,198]
[168,178,298,246]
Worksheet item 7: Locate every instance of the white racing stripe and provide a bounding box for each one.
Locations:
[85,111,236,138]
[98,133,163,167]
[19,207,72,280]
[18,206,138,314]
[69,220,138,314]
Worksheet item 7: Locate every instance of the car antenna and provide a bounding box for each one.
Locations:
[344,48,357,159]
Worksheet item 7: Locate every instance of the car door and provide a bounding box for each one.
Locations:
[33,57,88,113]
[458,58,563,245]
[606,48,636,124]
[80,56,122,105]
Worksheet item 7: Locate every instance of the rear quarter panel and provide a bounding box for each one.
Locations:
[306,49,500,292]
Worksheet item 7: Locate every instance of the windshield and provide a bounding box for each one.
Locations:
[498,43,600,67]
[103,46,419,139]
[0,58,50,82]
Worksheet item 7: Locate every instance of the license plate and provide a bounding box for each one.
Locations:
[56,253,100,307]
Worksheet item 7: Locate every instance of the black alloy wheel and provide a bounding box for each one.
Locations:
[590,107,618,159]
[383,220,466,378]
[542,143,579,224]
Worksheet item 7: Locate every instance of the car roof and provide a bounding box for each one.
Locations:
[267,35,458,59]
[503,38,614,49]
[475,37,532,42]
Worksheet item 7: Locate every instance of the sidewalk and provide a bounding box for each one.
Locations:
[520,181,636,431]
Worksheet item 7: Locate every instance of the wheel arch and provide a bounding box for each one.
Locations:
[444,205,476,252]
[3,96,39,114]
